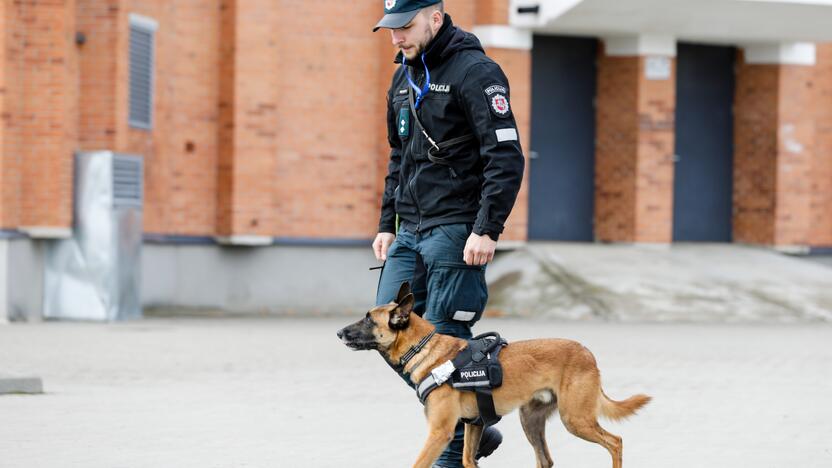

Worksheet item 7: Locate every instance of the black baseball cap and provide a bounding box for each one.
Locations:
[373,0,442,32]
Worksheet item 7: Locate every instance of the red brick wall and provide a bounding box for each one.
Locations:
[733,56,779,245]
[447,1,476,30]
[270,1,386,238]
[77,0,120,151]
[1,0,77,232]
[596,55,639,242]
[215,0,236,237]
[812,44,832,247]
[215,0,279,237]
[487,47,530,241]
[131,1,220,236]
[774,65,815,246]
[634,57,676,243]
[0,0,11,227]
[476,0,510,25]
[595,54,676,243]
[734,51,826,248]
[0,1,533,241]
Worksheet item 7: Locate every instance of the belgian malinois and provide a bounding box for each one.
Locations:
[337,282,651,468]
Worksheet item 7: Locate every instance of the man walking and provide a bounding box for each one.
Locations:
[372,1,525,466]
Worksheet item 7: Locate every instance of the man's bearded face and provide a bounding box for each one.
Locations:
[391,10,439,61]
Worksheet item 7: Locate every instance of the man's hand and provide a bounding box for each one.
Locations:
[373,232,396,261]
[463,232,497,266]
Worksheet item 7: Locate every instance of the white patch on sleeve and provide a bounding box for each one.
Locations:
[495,128,518,142]
[453,310,477,321]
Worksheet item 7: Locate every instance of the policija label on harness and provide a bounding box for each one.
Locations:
[484,84,510,117]
[453,364,491,388]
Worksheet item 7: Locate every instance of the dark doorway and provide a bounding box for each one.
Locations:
[528,35,598,241]
[673,43,736,241]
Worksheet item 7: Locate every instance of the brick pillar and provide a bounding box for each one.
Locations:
[595,38,676,243]
[486,46,531,242]
[0,0,10,228]
[734,45,818,248]
[470,3,532,242]
[447,1,477,30]
[216,0,279,244]
[811,44,832,247]
[14,0,78,237]
[475,0,510,25]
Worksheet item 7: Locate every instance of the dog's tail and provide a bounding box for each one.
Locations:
[597,389,651,421]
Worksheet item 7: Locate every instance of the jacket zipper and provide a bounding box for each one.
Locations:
[408,160,423,232]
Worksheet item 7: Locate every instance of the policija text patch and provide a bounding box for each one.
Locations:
[484,84,511,118]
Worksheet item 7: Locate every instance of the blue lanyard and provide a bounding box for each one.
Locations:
[402,53,430,110]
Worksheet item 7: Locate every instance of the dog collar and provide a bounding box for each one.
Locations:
[399,330,437,367]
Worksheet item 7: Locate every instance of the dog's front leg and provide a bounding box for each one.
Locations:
[462,423,483,468]
[412,390,462,468]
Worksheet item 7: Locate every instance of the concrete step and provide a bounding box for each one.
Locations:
[486,243,832,322]
[0,375,43,395]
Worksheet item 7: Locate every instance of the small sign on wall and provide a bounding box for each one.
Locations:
[645,56,672,80]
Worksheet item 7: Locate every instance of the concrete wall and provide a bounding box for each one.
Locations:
[1,237,382,321]
[0,237,45,322]
[141,243,380,316]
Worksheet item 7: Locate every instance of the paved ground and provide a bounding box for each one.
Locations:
[2,317,831,468]
[805,254,832,269]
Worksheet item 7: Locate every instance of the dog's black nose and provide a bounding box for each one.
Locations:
[336,329,344,339]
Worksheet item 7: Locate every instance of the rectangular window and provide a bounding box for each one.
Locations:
[128,14,158,130]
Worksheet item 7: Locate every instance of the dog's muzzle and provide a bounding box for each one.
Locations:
[336,328,377,350]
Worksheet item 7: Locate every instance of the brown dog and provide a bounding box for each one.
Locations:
[337,282,650,468]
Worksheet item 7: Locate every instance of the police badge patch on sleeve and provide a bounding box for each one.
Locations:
[484,84,511,117]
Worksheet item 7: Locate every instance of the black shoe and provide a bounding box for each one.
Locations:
[476,426,503,460]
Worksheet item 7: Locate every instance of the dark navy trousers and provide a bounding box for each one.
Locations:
[376,223,488,467]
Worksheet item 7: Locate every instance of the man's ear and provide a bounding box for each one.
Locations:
[389,293,414,330]
[395,281,412,305]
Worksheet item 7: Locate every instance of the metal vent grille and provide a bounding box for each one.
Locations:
[112,155,143,207]
[128,16,156,129]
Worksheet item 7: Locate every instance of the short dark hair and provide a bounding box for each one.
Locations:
[423,1,444,16]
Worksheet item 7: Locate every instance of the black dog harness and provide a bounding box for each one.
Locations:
[415,332,508,427]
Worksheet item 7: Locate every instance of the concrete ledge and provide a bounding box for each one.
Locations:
[19,226,72,239]
[0,376,43,395]
[743,42,816,65]
[142,243,380,315]
[472,25,533,50]
[603,34,677,57]
[214,235,273,246]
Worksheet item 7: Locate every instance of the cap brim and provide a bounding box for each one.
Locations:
[373,10,420,32]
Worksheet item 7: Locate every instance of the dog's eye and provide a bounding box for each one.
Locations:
[364,313,372,324]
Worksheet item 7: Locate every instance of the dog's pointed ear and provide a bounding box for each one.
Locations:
[389,293,414,330]
[395,281,412,305]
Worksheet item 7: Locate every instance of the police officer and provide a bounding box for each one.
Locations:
[372,1,525,466]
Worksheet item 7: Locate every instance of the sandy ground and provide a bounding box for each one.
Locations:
[1,317,831,468]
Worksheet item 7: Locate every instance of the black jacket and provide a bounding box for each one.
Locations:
[378,15,525,240]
